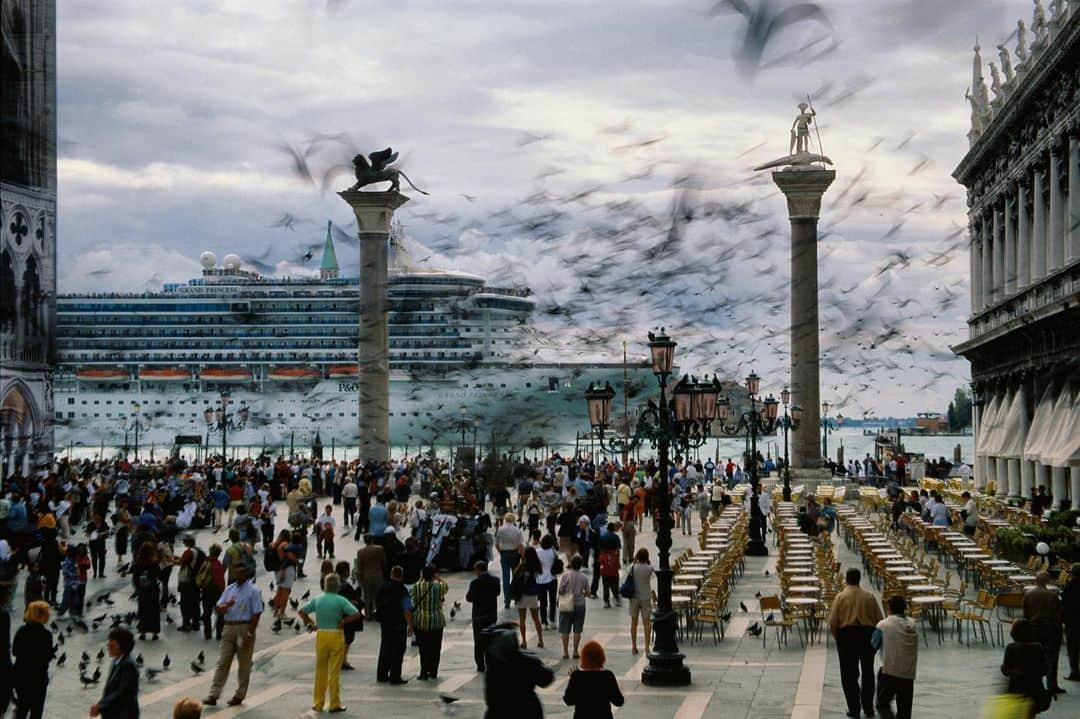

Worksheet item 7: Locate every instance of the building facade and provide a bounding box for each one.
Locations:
[1,0,57,479]
[953,2,1080,507]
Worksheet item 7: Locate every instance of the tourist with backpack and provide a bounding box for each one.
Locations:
[177,535,206,631]
[223,529,256,586]
[199,543,226,641]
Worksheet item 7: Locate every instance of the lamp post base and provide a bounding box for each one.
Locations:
[641,650,692,687]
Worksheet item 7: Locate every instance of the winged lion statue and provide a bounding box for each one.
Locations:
[348,147,429,194]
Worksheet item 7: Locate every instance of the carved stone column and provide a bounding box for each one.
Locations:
[970,220,983,312]
[337,190,410,463]
[1004,193,1016,295]
[991,200,1003,303]
[1032,165,1047,281]
[771,167,835,475]
[1017,180,1031,289]
[1049,141,1065,272]
[1069,131,1079,265]
[981,213,993,308]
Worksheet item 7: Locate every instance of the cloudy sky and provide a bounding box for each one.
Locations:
[55,0,1038,416]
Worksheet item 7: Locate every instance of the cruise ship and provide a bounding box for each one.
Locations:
[53,226,656,456]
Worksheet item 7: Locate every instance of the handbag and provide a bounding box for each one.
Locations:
[552,554,564,575]
[619,569,636,599]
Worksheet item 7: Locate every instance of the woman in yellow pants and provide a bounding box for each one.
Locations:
[299,573,363,712]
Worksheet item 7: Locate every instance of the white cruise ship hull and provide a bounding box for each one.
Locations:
[54,364,655,455]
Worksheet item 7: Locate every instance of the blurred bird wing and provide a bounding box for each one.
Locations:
[710,0,753,17]
[770,4,831,33]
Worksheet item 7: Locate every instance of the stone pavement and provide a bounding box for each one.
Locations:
[16,509,1080,719]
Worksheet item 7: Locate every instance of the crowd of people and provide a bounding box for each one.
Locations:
[0,450,748,717]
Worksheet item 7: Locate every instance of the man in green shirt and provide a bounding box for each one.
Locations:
[299,574,363,713]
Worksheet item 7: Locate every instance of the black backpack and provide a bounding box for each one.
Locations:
[264,545,281,572]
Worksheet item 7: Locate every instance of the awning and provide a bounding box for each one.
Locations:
[1040,388,1079,468]
[976,393,1001,458]
[1024,385,1059,464]
[995,388,1027,460]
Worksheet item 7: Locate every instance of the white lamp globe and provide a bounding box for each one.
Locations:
[1036,541,1050,556]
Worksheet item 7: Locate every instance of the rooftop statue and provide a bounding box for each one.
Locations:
[1016,20,1029,61]
[752,101,833,171]
[997,43,1014,82]
[347,147,429,195]
[989,62,1004,98]
[965,87,985,137]
[1033,0,1047,39]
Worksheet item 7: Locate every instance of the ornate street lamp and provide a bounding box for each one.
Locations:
[204,391,247,459]
[583,329,715,687]
[714,371,780,554]
[777,387,802,501]
[122,402,151,461]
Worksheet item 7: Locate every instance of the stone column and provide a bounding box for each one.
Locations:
[1017,180,1031,289]
[1052,467,1068,510]
[1032,165,1047,281]
[772,167,835,475]
[1049,142,1065,272]
[337,190,410,463]
[991,201,1003,303]
[981,214,993,308]
[1004,194,1016,295]
[1071,466,1080,513]
[1034,463,1050,499]
[1069,132,1079,265]
[970,221,982,312]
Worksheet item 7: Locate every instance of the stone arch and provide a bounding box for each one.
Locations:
[1,379,37,479]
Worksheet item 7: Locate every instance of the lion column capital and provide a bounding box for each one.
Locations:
[338,190,410,234]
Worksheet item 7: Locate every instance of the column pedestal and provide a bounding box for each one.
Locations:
[771,168,835,476]
[337,190,410,463]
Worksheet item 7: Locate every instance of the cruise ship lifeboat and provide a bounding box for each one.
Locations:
[328,364,358,379]
[139,367,191,382]
[76,367,128,383]
[268,366,321,382]
[201,366,253,382]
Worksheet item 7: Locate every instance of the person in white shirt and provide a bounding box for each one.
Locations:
[872,595,918,719]
[315,505,337,559]
[961,491,979,536]
[494,513,525,610]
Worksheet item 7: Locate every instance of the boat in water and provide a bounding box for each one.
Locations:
[54,225,656,454]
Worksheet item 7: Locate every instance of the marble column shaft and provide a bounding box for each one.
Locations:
[1069,134,1079,265]
[991,202,1003,303]
[970,222,982,312]
[1032,166,1047,280]
[772,168,835,473]
[1049,145,1065,272]
[1004,195,1016,295]
[337,190,410,464]
[981,214,993,308]
[1017,181,1030,289]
